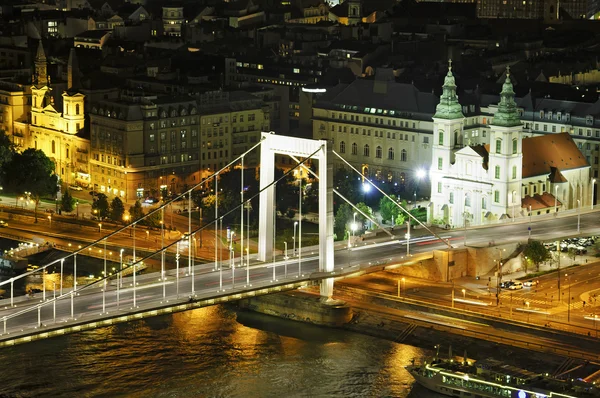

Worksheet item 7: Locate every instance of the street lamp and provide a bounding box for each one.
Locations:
[48,215,52,228]
[414,168,426,209]
[592,178,597,210]
[76,200,79,218]
[293,221,298,256]
[528,205,532,239]
[577,199,581,234]
[98,223,102,232]
[462,288,466,298]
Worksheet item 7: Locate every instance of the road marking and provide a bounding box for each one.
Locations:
[424,312,489,327]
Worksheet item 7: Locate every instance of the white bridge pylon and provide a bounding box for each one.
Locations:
[257,132,335,301]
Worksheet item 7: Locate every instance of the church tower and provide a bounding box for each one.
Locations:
[62,48,85,134]
[347,0,361,25]
[31,40,50,126]
[488,66,523,221]
[34,40,48,86]
[430,60,465,224]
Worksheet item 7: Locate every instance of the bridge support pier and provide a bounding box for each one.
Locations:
[258,133,335,301]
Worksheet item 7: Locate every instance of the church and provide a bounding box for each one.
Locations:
[27,41,90,187]
[429,63,592,228]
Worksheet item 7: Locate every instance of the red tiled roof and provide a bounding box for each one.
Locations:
[522,192,562,210]
[522,133,589,178]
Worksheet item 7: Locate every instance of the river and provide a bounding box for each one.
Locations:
[0,305,434,398]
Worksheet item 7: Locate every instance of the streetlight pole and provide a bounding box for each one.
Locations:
[528,205,532,239]
[405,220,410,256]
[463,212,468,247]
[592,179,596,210]
[567,273,571,323]
[554,185,559,213]
[293,221,298,256]
[577,199,581,234]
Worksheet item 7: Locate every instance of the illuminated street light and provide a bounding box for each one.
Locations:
[462,288,466,298]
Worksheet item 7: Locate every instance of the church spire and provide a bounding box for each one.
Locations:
[493,66,521,127]
[67,48,81,90]
[34,40,48,86]
[434,59,464,120]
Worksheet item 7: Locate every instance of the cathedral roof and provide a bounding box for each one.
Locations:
[521,132,589,178]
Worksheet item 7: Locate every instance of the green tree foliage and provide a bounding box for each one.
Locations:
[333,168,361,212]
[523,240,550,271]
[110,197,125,222]
[355,202,374,231]
[3,148,58,222]
[0,131,15,185]
[274,168,297,215]
[61,189,75,212]
[334,202,353,241]
[129,200,144,221]
[92,193,110,219]
[141,208,162,228]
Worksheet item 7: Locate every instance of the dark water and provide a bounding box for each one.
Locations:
[0,306,432,398]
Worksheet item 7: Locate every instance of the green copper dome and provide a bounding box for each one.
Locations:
[493,67,522,127]
[434,60,464,120]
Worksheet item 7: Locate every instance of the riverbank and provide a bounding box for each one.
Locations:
[235,287,599,375]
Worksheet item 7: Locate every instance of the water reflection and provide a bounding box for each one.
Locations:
[0,306,424,398]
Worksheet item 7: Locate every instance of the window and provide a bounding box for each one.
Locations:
[495,139,501,154]
[438,131,444,145]
[449,192,454,204]
[482,197,487,210]
[437,182,442,193]
[494,190,500,203]
[76,104,80,115]
[512,139,517,154]
[339,141,346,153]
[363,144,370,157]
[512,165,517,179]
[150,134,155,142]
[351,143,358,155]
[437,157,442,170]
[388,147,394,160]
[375,146,382,159]
[51,140,56,154]
[401,149,407,162]
[465,193,471,207]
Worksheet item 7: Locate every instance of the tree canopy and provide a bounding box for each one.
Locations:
[3,148,58,221]
[61,189,75,213]
[92,193,110,219]
[522,240,550,271]
[110,197,125,222]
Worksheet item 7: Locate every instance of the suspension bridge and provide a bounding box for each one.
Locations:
[0,133,448,348]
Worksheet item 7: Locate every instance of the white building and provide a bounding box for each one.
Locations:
[430,65,591,228]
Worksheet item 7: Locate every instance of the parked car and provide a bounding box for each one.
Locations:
[500,281,514,289]
[69,185,83,191]
[523,280,534,287]
[508,281,523,290]
[0,220,7,227]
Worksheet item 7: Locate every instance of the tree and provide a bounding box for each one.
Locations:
[129,200,144,221]
[334,203,353,241]
[61,189,75,212]
[110,197,125,222]
[3,148,58,222]
[567,247,578,266]
[522,240,550,271]
[0,130,15,185]
[355,202,374,231]
[92,193,110,219]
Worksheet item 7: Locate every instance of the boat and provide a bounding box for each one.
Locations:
[406,346,600,398]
